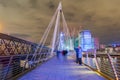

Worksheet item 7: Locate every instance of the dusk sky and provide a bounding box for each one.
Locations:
[0,0,120,44]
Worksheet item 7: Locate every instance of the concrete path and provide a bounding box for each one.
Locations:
[18,56,106,80]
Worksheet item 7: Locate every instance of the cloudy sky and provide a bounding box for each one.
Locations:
[0,0,120,44]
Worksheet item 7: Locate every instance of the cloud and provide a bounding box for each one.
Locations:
[0,0,120,44]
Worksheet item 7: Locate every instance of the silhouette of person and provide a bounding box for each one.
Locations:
[78,47,82,65]
[74,47,79,63]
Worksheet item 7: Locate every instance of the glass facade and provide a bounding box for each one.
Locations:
[79,30,93,51]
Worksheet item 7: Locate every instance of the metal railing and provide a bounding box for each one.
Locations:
[0,33,52,80]
[82,51,120,80]
[0,33,36,56]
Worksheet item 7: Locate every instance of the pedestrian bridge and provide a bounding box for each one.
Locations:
[0,33,120,80]
[0,2,120,80]
[18,56,105,80]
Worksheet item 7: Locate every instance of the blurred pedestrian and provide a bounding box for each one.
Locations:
[56,50,61,59]
[62,50,68,60]
[78,47,82,65]
[74,47,79,63]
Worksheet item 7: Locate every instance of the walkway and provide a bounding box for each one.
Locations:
[18,56,106,80]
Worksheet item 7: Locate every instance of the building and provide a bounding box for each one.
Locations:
[79,30,93,51]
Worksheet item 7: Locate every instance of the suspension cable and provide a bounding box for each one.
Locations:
[50,3,61,55]
[35,5,61,62]
[31,7,58,62]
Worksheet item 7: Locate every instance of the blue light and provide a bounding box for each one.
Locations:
[60,32,64,37]
[79,30,93,51]
[58,32,65,51]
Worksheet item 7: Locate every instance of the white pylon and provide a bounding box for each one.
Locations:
[51,2,62,55]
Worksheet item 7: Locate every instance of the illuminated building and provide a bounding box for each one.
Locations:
[94,37,100,49]
[74,36,79,48]
[58,32,65,51]
[79,30,93,51]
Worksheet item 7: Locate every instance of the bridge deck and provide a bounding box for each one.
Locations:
[18,56,106,80]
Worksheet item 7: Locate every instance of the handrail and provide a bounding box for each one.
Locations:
[82,52,120,80]
[0,33,34,44]
[107,54,118,80]
[0,33,52,80]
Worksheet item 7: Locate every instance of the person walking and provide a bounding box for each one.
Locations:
[62,50,68,61]
[56,50,60,59]
[74,47,79,63]
[78,47,82,65]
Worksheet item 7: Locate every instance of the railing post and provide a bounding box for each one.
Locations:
[94,49,100,71]
[107,54,118,80]
[22,54,30,72]
[86,52,89,65]
[3,56,13,80]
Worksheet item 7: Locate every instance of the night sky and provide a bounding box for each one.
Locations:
[0,0,120,44]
